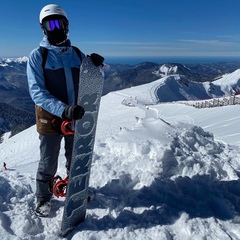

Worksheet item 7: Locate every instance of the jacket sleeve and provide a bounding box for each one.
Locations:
[27,48,67,118]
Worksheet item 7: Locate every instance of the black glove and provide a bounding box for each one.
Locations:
[62,105,85,120]
[89,53,104,67]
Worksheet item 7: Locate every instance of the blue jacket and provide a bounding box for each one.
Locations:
[27,37,85,118]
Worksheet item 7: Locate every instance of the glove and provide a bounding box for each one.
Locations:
[89,53,104,67]
[62,105,85,120]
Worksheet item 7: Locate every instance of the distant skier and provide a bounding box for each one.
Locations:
[27,4,104,217]
[3,162,7,170]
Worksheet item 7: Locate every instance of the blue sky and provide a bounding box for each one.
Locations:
[1,0,240,61]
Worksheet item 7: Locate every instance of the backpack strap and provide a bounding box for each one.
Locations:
[40,46,48,69]
[72,46,83,62]
[40,46,83,69]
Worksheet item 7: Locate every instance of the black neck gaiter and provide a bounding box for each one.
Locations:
[46,29,67,45]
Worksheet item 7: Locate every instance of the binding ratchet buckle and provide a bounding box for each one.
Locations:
[61,120,75,135]
[51,175,69,198]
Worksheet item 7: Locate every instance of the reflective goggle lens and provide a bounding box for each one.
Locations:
[43,19,65,31]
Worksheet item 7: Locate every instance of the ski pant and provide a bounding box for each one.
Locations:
[36,134,74,202]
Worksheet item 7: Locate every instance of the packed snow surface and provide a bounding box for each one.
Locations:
[1,73,240,239]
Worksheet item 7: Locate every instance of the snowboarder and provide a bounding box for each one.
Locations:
[27,4,104,217]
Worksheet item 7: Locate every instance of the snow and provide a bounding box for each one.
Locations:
[153,64,179,78]
[214,70,240,95]
[159,64,178,75]
[0,57,28,67]
[1,72,240,239]
[4,57,28,63]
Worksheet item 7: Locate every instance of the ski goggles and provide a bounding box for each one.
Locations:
[43,19,66,31]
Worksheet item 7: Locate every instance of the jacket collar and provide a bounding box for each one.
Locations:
[40,36,72,54]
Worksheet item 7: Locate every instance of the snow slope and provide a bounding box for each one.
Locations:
[1,73,240,239]
[150,69,240,102]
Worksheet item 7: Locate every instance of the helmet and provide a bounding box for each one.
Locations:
[39,4,68,24]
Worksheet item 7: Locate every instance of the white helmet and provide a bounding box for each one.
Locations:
[39,4,68,24]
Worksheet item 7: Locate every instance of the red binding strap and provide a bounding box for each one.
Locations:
[52,175,69,197]
[61,120,75,135]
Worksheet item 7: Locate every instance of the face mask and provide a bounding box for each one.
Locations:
[46,29,67,45]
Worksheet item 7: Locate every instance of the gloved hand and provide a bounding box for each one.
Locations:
[88,53,104,67]
[62,105,85,120]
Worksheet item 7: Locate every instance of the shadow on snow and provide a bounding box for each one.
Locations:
[80,173,240,231]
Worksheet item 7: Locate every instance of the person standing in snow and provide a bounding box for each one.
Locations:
[27,4,104,217]
[3,162,7,170]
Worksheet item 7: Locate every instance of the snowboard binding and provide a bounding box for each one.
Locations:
[61,120,75,135]
[51,175,69,197]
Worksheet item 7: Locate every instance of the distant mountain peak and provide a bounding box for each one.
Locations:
[4,57,28,64]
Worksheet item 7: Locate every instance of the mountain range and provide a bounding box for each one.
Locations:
[1,57,240,136]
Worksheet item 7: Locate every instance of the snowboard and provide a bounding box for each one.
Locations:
[61,56,104,237]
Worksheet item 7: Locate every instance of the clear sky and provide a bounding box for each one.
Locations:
[1,0,240,60]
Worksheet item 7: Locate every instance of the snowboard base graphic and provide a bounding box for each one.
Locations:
[61,56,104,237]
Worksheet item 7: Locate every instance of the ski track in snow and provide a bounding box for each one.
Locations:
[1,77,240,239]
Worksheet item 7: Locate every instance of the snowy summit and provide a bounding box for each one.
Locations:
[0,57,28,67]
[1,69,240,239]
